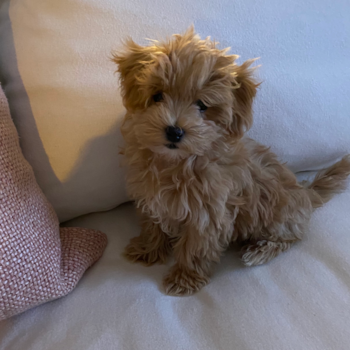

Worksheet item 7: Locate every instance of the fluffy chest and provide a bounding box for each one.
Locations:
[127,156,235,230]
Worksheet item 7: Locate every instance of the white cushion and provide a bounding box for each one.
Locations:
[0,0,350,221]
[1,185,350,349]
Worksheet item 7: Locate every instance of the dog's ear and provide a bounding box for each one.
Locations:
[112,40,160,111]
[230,60,259,138]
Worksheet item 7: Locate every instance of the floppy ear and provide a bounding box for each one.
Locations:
[112,40,159,111]
[230,60,259,138]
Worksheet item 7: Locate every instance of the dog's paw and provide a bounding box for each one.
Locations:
[163,266,209,296]
[240,240,289,266]
[123,237,168,266]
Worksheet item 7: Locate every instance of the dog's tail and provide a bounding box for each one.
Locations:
[306,155,350,208]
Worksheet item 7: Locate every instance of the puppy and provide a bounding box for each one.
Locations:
[113,28,350,296]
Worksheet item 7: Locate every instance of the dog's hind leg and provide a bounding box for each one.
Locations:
[240,185,315,266]
[240,239,297,266]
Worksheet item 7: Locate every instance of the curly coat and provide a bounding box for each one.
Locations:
[113,28,350,296]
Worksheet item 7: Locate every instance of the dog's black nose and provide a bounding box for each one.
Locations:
[165,126,184,143]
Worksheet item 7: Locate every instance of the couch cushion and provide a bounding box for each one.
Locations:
[0,84,107,320]
[1,0,350,221]
[1,190,349,349]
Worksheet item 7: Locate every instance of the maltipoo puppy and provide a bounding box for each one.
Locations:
[113,28,350,296]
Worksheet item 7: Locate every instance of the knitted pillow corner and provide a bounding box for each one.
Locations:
[0,85,107,320]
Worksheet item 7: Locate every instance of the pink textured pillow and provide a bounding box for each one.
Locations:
[0,85,107,320]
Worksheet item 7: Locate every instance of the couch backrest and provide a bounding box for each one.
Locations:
[0,0,349,221]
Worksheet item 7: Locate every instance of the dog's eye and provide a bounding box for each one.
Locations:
[196,100,208,112]
[153,92,163,103]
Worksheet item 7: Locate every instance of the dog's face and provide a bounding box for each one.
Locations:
[114,28,258,159]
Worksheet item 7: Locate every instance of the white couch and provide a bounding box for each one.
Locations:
[1,0,350,349]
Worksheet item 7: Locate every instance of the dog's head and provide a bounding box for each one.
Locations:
[113,28,258,159]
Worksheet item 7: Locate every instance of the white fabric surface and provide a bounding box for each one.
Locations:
[1,0,350,221]
[1,187,350,350]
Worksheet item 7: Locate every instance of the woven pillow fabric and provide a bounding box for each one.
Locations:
[0,85,107,320]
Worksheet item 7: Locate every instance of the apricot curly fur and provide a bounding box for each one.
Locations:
[114,28,350,296]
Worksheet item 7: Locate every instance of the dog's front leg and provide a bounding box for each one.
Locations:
[124,215,171,266]
[163,224,228,296]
